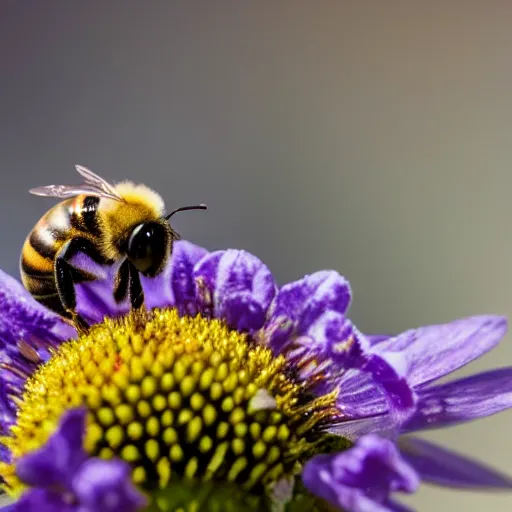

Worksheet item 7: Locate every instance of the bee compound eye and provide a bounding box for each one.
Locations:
[127,223,168,276]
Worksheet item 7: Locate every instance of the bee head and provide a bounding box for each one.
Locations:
[126,203,207,277]
[127,221,174,277]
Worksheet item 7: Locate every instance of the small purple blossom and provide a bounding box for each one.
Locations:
[12,409,146,512]
[0,240,511,511]
[303,435,419,512]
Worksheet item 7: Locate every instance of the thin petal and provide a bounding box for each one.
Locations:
[72,458,147,512]
[303,435,419,512]
[372,316,507,387]
[263,271,351,355]
[193,250,276,333]
[16,408,87,489]
[403,367,512,432]
[399,437,512,489]
[141,240,208,312]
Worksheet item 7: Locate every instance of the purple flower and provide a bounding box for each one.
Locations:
[0,240,511,511]
[303,435,419,512]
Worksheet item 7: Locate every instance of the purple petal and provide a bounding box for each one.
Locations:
[372,316,507,387]
[13,489,76,512]
[16,408,87,489]
[263,271,352,355]
[399,437,512,489]
[367,334,392,346]
[141,240,208,312]
[72,458,147,512]
[403,367,512,432]
[303,435,419,512]
[335,370,391,420]
[193,250,276,332]
[0,269,75,354]
[75,261,130,325]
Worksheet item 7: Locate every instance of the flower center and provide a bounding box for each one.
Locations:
[1,308,340,504]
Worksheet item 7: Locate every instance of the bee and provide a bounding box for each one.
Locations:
[21,165,206,327]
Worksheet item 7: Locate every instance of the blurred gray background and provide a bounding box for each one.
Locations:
[1,2,512,510]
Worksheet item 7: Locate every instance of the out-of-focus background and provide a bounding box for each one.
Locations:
[1,2,512,509]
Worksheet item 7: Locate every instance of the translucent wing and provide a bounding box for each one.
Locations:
[29,184,117,199]
[74,165,123,200]
[29,165,124,201]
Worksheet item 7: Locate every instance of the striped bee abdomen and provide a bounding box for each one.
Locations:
[20,195,100,315]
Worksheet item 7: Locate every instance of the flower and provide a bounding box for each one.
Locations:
[0,240,511,511]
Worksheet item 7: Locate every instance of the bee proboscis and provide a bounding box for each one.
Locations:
[21,165,206,327]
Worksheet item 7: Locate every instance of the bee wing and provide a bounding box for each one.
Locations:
[75,165,123,200]
[29,184,119,200]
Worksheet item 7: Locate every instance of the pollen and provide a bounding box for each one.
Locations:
[0,308,341,499]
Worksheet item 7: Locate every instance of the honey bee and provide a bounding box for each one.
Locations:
[21,165,206,326]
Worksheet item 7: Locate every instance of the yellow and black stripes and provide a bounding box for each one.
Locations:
[20,195,103,315]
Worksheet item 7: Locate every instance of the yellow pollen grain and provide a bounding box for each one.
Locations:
[190,392,204,411]
[177,409,193,425]
[229,407,245,425]
[199,367,215,389]
[97,407,115,426]
[145,439,160,461]
[266,446,280,465]
[221,396,234,413]
[215,362,229,381]
[185,457,199,479]
[115,404,134,424]
[180,375,195,396]
[250,423,261,439]
[136,400,151,418]
[141,376,157,397]
[121,445,139,462]
[217,421,230,439]
[105,425,124,449]
[210,382,223,401]
[199,436,213,453]
[152,394,167,412]
[234,423,247,438]
[161,410,173,427]
[169,444,183,462]
[146,416,160,437]
[262,425,277,443]
[157,457,171,487]
[277,424,290,441]
[227,457,248,481]
[168,391,182,409]
[132,466,146,485]
[186,417,203,443]
[99,447,114,459]
[163,427,177,445]
[84,422,103,451]
[252,441,267,459]
[232,438,245,455]
[203,404,217,426]
[125,384,141,403]
[127,422,144,440]
[160,373,174,391]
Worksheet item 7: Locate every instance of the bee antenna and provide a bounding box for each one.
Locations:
[165,203,208,220]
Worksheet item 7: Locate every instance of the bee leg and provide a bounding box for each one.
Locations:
[113,259,130,303]
[128,262,145,310]
[55,237,109,328]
